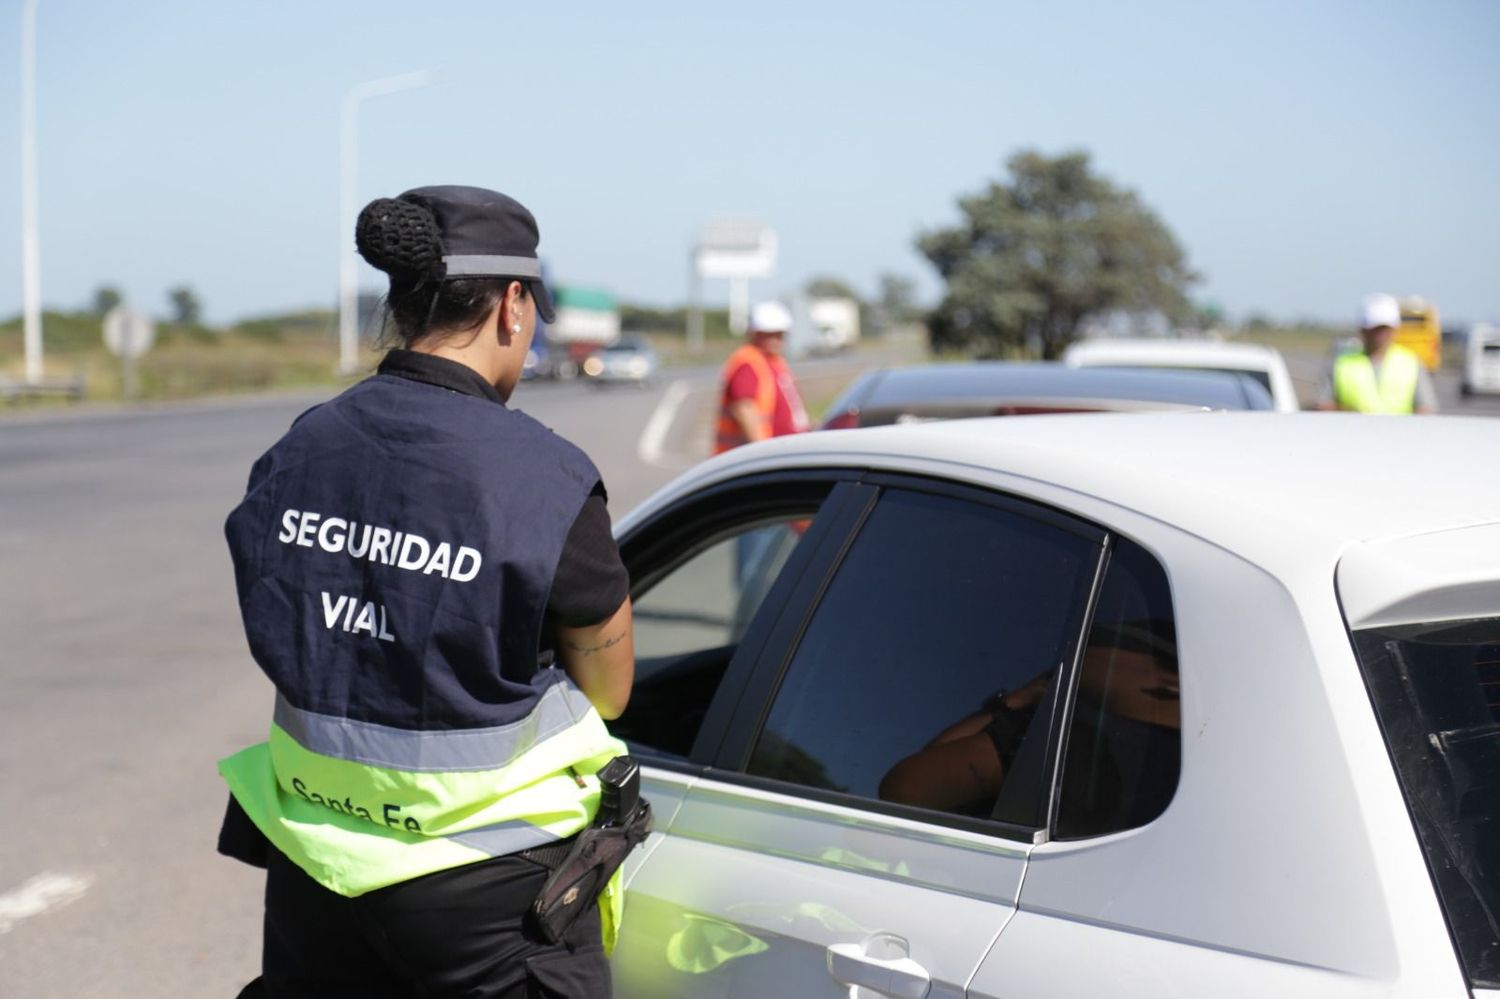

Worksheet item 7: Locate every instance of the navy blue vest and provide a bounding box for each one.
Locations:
[225,374,599,732]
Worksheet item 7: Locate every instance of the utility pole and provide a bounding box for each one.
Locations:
[20,0,43,384]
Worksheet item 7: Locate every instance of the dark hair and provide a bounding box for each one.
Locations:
[354,197,525,347]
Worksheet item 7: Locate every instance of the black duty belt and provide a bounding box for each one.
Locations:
[523,755,653,943]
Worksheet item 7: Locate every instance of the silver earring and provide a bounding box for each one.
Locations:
[511,324,521,334]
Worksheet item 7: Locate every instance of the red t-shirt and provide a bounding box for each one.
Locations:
[725,351,809,438]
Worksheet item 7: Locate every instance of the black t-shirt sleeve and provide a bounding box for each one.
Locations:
[547,488,629,629]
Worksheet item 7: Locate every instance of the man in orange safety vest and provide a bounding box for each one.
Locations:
[714,301,810,454]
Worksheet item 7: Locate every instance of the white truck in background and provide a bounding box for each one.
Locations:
[550,286,621,347]
[536,285,620,379]
[808,297,860,355]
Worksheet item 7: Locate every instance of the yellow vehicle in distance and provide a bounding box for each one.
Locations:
[1396,296,1441,370]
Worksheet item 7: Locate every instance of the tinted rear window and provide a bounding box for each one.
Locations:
[1355,617,1500,988]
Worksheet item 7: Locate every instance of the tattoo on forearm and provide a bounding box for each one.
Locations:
[564,631,626,655]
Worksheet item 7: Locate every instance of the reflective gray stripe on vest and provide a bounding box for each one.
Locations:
[442,254,542,279]
[273,680,597,772]
[449,817,569,858]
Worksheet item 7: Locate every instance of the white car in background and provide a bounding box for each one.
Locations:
[1464,324,1500,397]
[607,413,1500,998]
[1063,337,1301,412]
[582,334,661,387]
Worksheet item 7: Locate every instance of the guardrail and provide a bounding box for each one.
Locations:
[0,375,86,406]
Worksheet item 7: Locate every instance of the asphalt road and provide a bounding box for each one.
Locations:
[0,349,896,998]
[2,340,1494,997]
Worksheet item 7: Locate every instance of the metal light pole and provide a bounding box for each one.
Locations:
[20,0,42,384]
[337,70,433,375]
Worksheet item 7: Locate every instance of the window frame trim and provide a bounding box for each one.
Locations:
[1040,533,1113,843]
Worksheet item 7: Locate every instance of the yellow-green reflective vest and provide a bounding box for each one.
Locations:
[1332,346,1420,414]
[218,700,628,947]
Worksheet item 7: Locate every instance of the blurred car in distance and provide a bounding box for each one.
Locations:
[606,413,1500,999]
[520,319,584,381]
[582,334,660,387]
[1463,323,1500,397]
[818,361,1274,429]
[521,331,564,380]
[1063,337,1301,412]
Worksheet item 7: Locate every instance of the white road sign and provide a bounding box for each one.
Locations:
[695,220,776,279]
[102,307,156,359]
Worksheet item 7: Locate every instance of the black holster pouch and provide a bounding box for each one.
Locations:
[528,755,653,943]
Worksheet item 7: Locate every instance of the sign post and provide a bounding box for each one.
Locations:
[102,306,156,400]
[691,221,776,352]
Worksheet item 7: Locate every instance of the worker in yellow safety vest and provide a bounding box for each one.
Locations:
[714,301,810,454]
[1318,293,1437,414]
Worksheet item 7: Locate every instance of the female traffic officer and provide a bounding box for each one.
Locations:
[217,185,634,998]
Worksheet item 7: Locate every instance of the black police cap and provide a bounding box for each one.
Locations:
[397,185,557,323]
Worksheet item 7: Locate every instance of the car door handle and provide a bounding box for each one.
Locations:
[826,939,931,999]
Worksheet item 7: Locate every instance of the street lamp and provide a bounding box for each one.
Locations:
[338,70,434,376]
[20,0,42,384]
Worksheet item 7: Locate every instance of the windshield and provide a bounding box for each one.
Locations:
[1354,617,1500,988]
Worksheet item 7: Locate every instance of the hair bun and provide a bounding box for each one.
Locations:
[355,198,442,276]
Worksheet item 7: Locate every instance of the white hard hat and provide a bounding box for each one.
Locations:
[747,301,793,335]
[1359,293,1401,331]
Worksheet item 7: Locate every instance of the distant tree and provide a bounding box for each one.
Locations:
[620,303,687,335]
[168,285,203,326]
[917,149,1196,359]
[804,276,862,302]
[876,273,920,326]
[92,285,123,315]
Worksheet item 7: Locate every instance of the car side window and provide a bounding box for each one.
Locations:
[1054,537,1181,839]
[612,511,819,761]
[745,487,1100,829]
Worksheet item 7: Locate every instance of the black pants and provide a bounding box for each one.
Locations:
[244,847,609,998]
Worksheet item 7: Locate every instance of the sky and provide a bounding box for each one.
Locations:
[0,0,1496,327]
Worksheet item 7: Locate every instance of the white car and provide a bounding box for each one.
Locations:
[1063,338,1301,413]
[607,413,1500,998]
[1464,324,1500,397]
[583,335,661,387]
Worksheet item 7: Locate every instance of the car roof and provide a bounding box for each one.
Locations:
[1063,337,1285,372]
[630,414,1500,576]
[842,362,1273,413]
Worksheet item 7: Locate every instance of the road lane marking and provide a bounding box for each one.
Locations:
[0,871,93,934]
[637,379,694,468]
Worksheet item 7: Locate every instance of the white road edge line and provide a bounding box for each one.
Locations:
[0,871,93,934]
[638,379,693,468]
